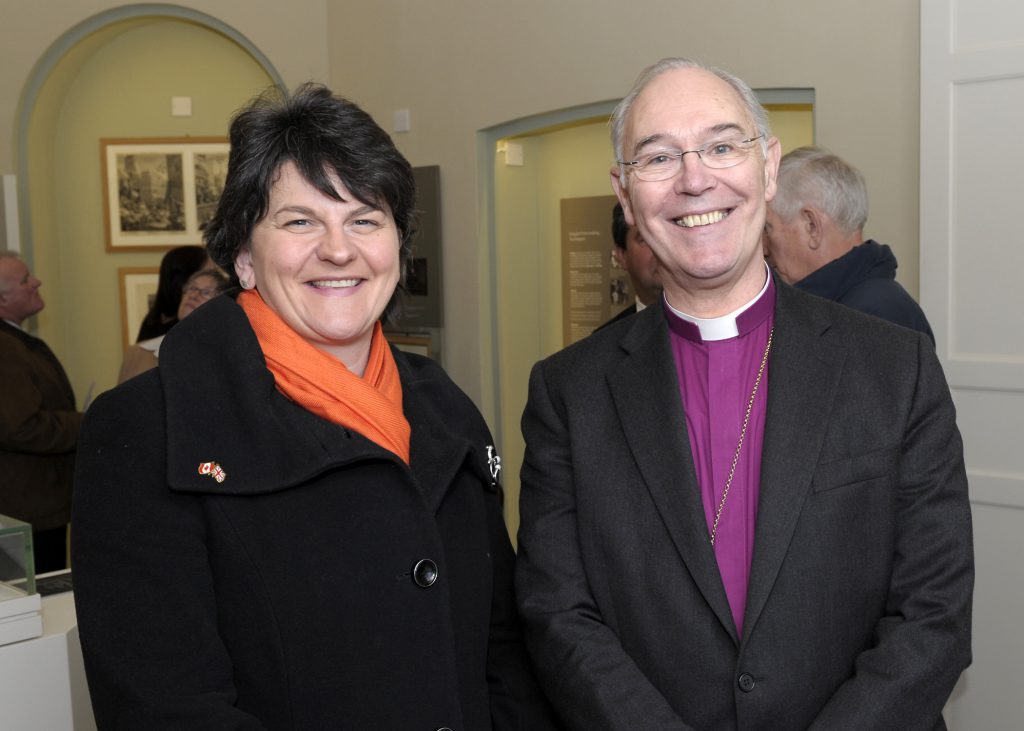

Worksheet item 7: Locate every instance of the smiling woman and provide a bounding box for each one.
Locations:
[72,83,558,730]
[233,161,401,375]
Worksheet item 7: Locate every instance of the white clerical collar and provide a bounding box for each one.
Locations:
[2,319,23,331]
[635,297,648,313]
[665,264,771,342]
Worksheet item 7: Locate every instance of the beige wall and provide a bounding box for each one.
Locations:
[325,0,921,424]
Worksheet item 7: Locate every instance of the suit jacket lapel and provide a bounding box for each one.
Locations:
[607,307,738,642]
[741,282,846,642]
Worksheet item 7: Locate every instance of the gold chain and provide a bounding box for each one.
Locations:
[709,327,774,548]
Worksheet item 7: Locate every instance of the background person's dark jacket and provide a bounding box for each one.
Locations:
[595,303,639,333]
[0,320,80,530]
[72,296,557,730]
[794,239,935,344]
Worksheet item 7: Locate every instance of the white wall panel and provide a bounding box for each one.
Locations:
[954,0,1024,50]
[950,77,1024,359]
[953,390,1024,473]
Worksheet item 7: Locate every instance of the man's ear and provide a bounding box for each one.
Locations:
[611,246,627,270]
[803,207,824,250]
[611,167,635,226]
[763,137,782,200]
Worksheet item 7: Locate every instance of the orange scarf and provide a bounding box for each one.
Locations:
[238,290,411,464]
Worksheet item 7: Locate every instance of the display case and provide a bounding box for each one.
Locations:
[0,514,34,595]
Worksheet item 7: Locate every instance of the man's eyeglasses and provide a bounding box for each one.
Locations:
[618,134,764,182]
[183,285,218,299]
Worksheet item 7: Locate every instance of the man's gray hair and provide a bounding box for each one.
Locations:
[772,146,868,234]
[610,58,771,175]
[0,250,22,296]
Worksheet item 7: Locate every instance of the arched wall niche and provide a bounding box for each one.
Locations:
[15,4,282,401]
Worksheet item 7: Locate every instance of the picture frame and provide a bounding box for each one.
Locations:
[101,137,229,251]
[388,334,432,358]
[118,267,160,350]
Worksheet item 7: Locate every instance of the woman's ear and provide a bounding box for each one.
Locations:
[234,247,255,289]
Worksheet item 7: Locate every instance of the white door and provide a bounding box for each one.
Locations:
[921,2,1024,727]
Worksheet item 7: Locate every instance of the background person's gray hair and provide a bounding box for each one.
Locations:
[772,146,869,234]
[610,57,771,181]
[0,250,22,295]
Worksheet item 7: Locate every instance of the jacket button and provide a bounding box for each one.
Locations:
[413,559,438,588]
[737,672,755,692]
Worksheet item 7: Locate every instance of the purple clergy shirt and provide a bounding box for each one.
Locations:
[664,275,775,635]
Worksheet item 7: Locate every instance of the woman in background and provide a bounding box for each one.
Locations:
[73,83,557,730]
[135,244,209,341]
[117,267,228,383]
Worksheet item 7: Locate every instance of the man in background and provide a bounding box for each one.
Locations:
[0,251,81,573]
[763,145,934,342]
[597,202,661,330]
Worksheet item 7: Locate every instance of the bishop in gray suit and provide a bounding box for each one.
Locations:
[515,58,973,730]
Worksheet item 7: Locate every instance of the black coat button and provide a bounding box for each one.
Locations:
[737,672,755,692]
[413,559,438,588]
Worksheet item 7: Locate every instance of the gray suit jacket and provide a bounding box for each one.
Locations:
[516,279,972,731]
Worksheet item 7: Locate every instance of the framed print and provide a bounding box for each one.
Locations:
[118,267,159,349]
[101,137,229,251]
[388,334,432,358]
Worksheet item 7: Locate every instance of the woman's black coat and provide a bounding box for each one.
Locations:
[72,296,556,730]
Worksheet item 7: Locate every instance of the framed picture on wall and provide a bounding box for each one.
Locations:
[388,334,432,358]
[118,267,160,349]
[101,137,229,251]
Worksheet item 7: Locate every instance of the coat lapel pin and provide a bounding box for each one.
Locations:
[198,461,227,483]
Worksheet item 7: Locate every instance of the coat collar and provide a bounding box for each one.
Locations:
[1,318,49,352]
[160,297,483,512]
[396,348,495,512]
[605,277,846,645]
[0,319,28,342]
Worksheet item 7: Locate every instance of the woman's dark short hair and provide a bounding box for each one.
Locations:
[205,82,417,322]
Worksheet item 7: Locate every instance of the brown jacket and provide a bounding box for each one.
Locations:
[0,320,81,529]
